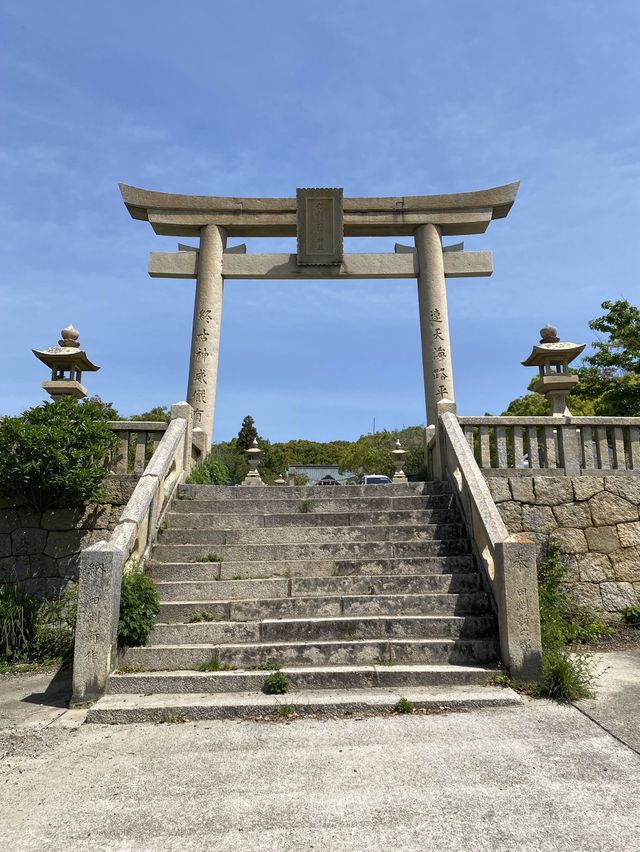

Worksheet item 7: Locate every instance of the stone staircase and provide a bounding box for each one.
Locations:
[87,482,520,722]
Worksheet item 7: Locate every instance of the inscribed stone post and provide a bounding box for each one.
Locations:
[70,542,125,706]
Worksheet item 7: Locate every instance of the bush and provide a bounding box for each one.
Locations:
[187,451,230,485]
[0,397,118,511]
[117,571,159,648]
[262,671,289,694]
[0,584,77,665]
[621,605,640,627]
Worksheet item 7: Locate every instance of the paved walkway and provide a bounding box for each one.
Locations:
[1,652,639,851]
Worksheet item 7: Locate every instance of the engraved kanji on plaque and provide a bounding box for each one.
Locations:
[296,188,344,265]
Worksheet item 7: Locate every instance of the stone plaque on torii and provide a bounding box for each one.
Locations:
[120,181,519,440]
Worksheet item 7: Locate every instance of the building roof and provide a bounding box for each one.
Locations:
[286,464,356,485]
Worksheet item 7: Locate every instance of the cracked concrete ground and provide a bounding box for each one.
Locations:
[0,653,639,852]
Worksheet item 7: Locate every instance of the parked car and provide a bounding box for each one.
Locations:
[359,474,392,485]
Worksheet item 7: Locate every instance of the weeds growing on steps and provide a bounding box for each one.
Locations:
[158,711,188,724]
[299,500,312,514]
[262,671,289,694]
[394,697,415,714]
[188,611,219,623]
[190,553,224,563]
[198,658,237,672]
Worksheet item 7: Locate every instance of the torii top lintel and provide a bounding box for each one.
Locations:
[119,181,519,238]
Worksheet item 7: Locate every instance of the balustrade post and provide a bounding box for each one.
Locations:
[171,401,194,475]
[558,420,581,475]
[434,399,457,480]
[71,542,125,707]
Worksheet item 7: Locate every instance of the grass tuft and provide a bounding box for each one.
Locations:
[393,697,414,714]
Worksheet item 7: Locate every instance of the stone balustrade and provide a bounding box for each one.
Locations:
[107,421,169,475]
[71,402,204,706]
[433,401,542,682]
[457,416,640,475]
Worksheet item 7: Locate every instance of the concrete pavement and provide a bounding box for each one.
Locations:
[0,653,639,851]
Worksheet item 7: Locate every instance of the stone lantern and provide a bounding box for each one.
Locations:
[241,438,264,486]
[391,439,408,483]
[521,325,585,416]
[32,325,100,401]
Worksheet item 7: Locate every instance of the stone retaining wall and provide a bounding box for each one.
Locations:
[484,475,640,617]
[0,477,137,598]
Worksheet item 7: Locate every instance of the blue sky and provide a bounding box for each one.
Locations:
[1,1,639,442]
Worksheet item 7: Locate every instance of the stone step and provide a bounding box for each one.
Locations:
[164,508,459,530]
[107,664,501,694]
[170,495,454,515]
[158,591,490,623]
[157,523,466,547]
[155,572,482,603]
[151,539,469,564]
[86,685,521,723]
[177,482,450,501]
[147,554,476,582]
[149,615,496,645]
[118,637,499,670]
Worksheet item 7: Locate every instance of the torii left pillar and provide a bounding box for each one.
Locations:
[415,223,455,426]
[187,224,226,441]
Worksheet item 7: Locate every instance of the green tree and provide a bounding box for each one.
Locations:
[573,299,640,416]
[128,405,171,423]
[237,415,258,451]
[338,426,427,479]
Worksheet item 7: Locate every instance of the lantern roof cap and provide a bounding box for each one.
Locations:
[32,325,100,371]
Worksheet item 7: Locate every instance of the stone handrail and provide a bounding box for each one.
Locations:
[71,402,203,706]
[458,415,640,475]
[435,401,542,681]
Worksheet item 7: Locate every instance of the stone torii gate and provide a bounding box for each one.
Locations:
[120,182,519,440]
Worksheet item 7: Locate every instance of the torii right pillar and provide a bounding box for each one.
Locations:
[415,223,454,426]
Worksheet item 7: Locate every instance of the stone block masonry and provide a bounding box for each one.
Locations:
[485,475,640,616]
[0,476,138,599]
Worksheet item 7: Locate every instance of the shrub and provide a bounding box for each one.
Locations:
[0,397,118,511]
[0,584,76,665]
[393,697,415,714]
[262,671,289,694]
[117,571,159,648]
[621,605,640,627]
[534,544,603,701]
[538,544,612,646]
[187,452,229,485]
